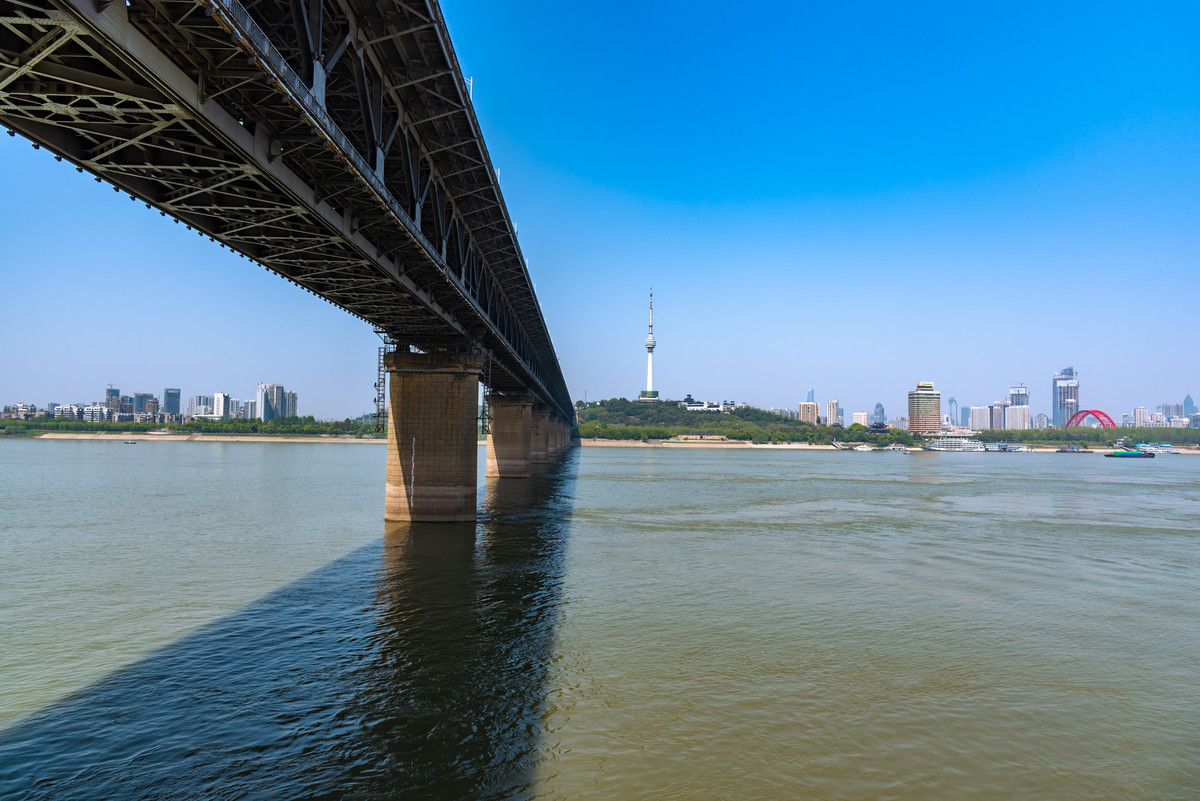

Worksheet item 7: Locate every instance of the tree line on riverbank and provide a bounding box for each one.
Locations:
[574,398,916,445]
[973,427,1200,446]
[0,415,384,438]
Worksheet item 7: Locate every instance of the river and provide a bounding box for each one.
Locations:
[1,439,1197,799]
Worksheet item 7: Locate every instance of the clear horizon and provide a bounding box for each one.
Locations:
[2,2,1196,420]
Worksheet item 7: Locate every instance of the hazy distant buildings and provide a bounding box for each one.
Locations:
[105,387,120,412]
[163,388,180,416]
[1034,413,1049,429]
[133,393,155,414]
[187,394,214,417]
[852,411,869,426]
[254,383,298,421]
[1185,394,1197,416]
[798,401,819,425]
[907,381,941,435]
[968,406,990,430]
[1051,367,1079,426]
[871,403,885,424]
[806,389,815,404]
[1009,384,1029,407]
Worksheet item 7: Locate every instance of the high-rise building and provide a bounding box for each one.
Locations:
[1034,413,1049,429]
[243,400,257,419]
[798,402,819,425]
[960,407,970,427]
[826,400,841,427]
[1009,384,1029,407]
[133,393,156,414]
[947,397,958,426]
[1133,406,1150,428]
[907,381,941,435]
[852,411,869,426]
[163,388,181,416]
[1185,394,1197,416]
[283,391,298,419]
[1051,367,1079,426]
[807,389,815,404]
[1005,405,1030,430]
[256,383,286,421]
[990,401,1009,431]
[144,397,159,415]
[871,402,885,424]
[969,406,991,430]
[105,386,120,412]
[213,393,233,419]
[118,395,135,415]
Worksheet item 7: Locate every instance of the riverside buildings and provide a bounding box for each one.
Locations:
[907,382,942,435]
[798,401,819,425]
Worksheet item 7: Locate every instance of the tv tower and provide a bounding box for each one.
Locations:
[639,289,659,401]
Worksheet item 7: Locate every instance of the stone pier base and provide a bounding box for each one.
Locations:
[485,394,534,478]
[384,351,483,523]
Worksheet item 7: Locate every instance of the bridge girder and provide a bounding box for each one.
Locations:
[0,0,573,421]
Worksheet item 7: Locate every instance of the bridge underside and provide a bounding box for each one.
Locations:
[1,0,576,520]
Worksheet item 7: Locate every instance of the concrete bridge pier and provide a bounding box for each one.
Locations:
[385,351,484,523]
[485,394,534,478]
[530,409,551,471]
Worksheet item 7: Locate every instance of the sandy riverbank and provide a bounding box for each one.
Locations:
[35,432,386,444]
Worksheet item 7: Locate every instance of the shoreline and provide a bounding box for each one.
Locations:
[580,439,1200,454]
[32,432,386,444]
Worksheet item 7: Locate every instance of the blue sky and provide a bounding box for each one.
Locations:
[2,1,1197,420]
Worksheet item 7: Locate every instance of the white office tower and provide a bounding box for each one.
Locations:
[852,411,869,426]
[827,400,841,426]
[213,393,232,419]
[1005,405,1031,430]
[968,406,991,431]
[638,290,659,401]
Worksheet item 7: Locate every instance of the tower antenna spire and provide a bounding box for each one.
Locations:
[639,288,658,402]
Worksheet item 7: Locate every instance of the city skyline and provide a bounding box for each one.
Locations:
[2,3,1197,419]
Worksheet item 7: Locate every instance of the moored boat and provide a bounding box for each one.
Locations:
[1106,450,1154,458]
[924,437,985,452]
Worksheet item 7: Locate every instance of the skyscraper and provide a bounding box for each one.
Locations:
[213,393,232,419]
[798,402,819,425]
[639,290,659,401]
[947,397,958,426]
[1009,384,1029,407]
[133,393,156,414]
[907,381,941,435]
[105,386,120,412]
[827,400,841,427]
[1051,367,1079,426]
[969,406,991,430]
[1185,394,1197,416]
[852,411,869,426]
[163,388,181,416]
[871,402,886,424]
[256,382,286,421]
[283,391,298,419]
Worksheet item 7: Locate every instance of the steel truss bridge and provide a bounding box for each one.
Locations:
[0,0,572,421]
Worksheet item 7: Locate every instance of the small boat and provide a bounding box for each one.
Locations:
[123,440,137,444]
[852,444,874,451]
[1106,450,1154,458]
[884,443,909,453]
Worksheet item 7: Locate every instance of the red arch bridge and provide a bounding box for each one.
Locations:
[1066,410,1117,428]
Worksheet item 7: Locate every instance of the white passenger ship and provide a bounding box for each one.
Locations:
[1136,443,1175,454]
[924,437,986,452]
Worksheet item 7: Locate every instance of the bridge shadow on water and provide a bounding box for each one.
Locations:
[0,452,579,801]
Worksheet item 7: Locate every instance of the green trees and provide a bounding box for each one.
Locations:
[574,399,916,445]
